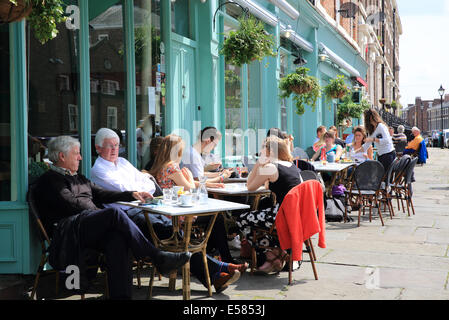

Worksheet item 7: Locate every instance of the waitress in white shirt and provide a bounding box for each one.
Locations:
[362,109,396,171]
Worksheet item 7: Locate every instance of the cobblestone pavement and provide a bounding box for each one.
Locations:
[19,148,449,300]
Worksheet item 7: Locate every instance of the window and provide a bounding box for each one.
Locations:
[171,0,190,39]
[89,1,126,164]
[107,107,118,129]
[68,104,78,131]
[135,0,164,169]
[28,13,79,173]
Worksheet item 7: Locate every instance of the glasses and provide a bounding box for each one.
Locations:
[103,143,120,149]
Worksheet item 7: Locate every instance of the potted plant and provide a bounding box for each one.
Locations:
[220,16,276,67]
[279,67,321,116]
[1,0,66,44]
[323,75,350,101]
[337,96,370,126]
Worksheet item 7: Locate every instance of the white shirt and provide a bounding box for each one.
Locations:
[363,123,394,156]
[180,145,205,179]
[348,143,370,164]
[91,156,156,194]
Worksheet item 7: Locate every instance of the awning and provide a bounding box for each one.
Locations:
[280,23,314,52]
[267,0,299,20]
[230,0,278,27]
[319,43,361,78]
[354,76,368,89]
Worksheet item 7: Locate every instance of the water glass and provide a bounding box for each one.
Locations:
[163,188,172,203]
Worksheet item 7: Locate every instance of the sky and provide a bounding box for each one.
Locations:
[397,0,449,106]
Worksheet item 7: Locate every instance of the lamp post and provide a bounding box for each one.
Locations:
[438,85,445,148]
[420,105,424,132]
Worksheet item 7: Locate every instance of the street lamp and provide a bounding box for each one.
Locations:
[438,85,445,148]
[421,105,424,131]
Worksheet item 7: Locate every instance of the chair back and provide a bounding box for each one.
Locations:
[404,157,418,184]
[294,159,316,172]
[305,146,315,159]
[27,183,51,246]
[300,170,319,182]
[391,154,411,184]
[383,156,400,185]
[394,140,407,153]
[353,160,385,191]
[292,147,309,160]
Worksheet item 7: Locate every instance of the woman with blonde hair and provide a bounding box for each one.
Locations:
[150,135,248,284]
[236,136,302,274]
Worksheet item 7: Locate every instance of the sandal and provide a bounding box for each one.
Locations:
[256,248,288,274]
[270,248,289,273]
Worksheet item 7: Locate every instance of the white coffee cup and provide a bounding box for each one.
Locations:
[179,193,193,206]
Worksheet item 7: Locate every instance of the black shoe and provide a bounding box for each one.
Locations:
[154,251,192,275]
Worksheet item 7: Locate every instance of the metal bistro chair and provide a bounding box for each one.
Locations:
[378,157,402,219]
[387,155,412,214]
[394,140,407,157]
[250,180,321,285]
[27,183,109,300]
[391,157,418,216]
[344,161,386,227]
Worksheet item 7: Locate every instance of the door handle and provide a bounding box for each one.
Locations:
[182,85,186,99]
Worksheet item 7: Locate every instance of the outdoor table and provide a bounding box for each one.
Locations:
[207,182,271,211]
[223,177,248,183]
[117,198,249,300]
[311,161,355,197]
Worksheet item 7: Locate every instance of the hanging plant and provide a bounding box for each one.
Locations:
[220,16,276,67]
[337,96,370,126]
[1,0,66,44]
[323,75,350,101]
[279,67,321,116]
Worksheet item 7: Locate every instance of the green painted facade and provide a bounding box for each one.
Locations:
[0,0,367,274]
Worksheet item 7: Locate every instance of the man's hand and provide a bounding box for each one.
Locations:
[132,191,153,203]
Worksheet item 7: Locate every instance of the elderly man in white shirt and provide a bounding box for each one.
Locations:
[91,128,172,241]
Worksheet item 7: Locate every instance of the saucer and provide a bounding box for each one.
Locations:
[177,202,194,207]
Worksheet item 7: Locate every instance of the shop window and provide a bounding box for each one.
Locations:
[89,0,126,163]
[0,25,11,200]
[27,12,80,174]
[135,0,164,170]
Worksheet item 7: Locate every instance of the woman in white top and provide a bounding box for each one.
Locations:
[347,126,373,164]
[363,109,396,172]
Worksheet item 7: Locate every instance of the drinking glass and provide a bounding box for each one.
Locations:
[163,188,172,203]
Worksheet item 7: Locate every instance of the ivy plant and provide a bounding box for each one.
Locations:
[220,16,276,67]
[279,67,321,116]
[323,75,350,102]
[337,95,370,126]
[8,0,66,44]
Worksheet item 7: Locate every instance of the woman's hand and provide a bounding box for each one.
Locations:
[206,182,225,189]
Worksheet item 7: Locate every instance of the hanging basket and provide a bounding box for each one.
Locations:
[291,83,312,95]
[0,0,32,24]
[335,90,347,99]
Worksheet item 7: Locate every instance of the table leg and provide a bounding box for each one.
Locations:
[182,261,191,300]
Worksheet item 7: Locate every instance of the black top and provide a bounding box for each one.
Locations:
[335,138,346,148]
[34,170,135,233]
[269,162,302,205]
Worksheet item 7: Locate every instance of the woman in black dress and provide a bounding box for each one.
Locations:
[236,136,302,273]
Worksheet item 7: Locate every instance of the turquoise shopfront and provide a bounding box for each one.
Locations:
[0,0,367,274]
